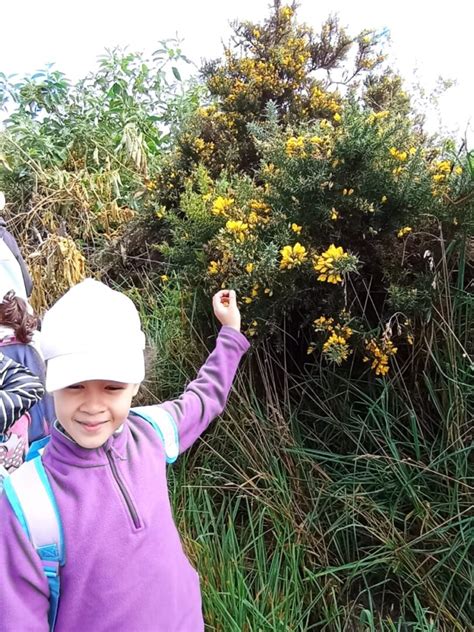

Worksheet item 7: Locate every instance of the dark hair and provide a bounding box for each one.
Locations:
[0,291,38,343]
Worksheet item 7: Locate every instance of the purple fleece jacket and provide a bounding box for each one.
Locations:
[0,326,249,632]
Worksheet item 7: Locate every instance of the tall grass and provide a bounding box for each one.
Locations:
[136,239,472,631]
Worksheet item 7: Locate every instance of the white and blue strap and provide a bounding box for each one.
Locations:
[131,406,179,463]
[3,456,64,631]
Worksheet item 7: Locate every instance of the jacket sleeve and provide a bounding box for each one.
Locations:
[0,352,45,434]
[159,326,250,453]
[1,229,33,296]
[0,495,50,631]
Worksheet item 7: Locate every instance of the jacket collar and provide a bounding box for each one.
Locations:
[43,418,130,468]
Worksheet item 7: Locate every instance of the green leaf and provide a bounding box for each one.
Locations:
[172,67,181,82]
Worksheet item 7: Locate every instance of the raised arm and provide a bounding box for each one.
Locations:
[161,324,249,453]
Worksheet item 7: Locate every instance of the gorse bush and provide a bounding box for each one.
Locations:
[1,2,473,628]
[156,102,472,378]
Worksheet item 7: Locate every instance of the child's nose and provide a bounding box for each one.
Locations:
[79,396,107,416]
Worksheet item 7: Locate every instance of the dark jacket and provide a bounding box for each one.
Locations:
[0,340,55,441]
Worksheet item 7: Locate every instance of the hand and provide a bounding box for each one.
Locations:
[212,290,241,332]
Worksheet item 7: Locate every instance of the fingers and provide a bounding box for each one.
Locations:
[213,289,236,308]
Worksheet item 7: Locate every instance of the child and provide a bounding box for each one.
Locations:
[0,351,45,485]
[0,278,249,631]
[0,290,55,442]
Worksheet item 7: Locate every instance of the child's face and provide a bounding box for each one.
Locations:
[53,380,139,449]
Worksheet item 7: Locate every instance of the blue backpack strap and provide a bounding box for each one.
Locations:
[3,456,64,631]
[26,435,51,461]
[131,406,179,463]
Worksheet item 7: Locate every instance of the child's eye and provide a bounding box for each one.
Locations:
[105,385,125,391]
[66,384,84,390]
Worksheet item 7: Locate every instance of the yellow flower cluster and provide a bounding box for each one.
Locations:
[286,136,306,157]
[389,147,416,162]
[364,338,398,376]
[310,316,353,365]
[397,226,412,238]
[291,223,302,233]
[280,5,294,20]
[225,219,249,242]
[430,160,462,196]
[145,179,156,191]
[431,160,462,184]
[280,242,308,269]
[212,196,234,217]
[248,199,271,225]
[285,134,333,159]
[313,244,353,284]
[208,260,219,275]
[367,110,389,124]
[309,86,340,115]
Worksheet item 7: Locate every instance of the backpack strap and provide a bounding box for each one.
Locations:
[26,435,52,461]
[3,456,64,631]
[131,406,179,463]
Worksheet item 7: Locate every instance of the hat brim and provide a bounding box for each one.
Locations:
[45,349,145,393]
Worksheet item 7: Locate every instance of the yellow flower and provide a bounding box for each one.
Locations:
[330,208,339,221]
[321,332,351,364]
[286,136,306,157]
[160,275,169,283]
[212,196,234,217]
[397,226,412,238]
[313,244,358,284]
[245,262,254,273]
[389,147,408,162]
[226,220,249,242]
[194,138,206,152]
[432,174,446,183]
[436,160,451,173]
[454,166,463,175]
[208,261,219,275]
[291,223,302,234]
[333,112,342,122]
[248,211,259,225]
[381,195,388,204]
[250,200,270,213]
[342,188,354,196]
[280,242,308,270]
[364,338,397,376]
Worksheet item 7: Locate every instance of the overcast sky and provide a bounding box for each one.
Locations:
[1,0,472,143]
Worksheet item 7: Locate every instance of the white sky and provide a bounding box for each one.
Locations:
[0,0,472,144]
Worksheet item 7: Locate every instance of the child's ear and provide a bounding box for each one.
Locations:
[132,384,140,397]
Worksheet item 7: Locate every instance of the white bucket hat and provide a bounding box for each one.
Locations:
[40,278,145,392]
